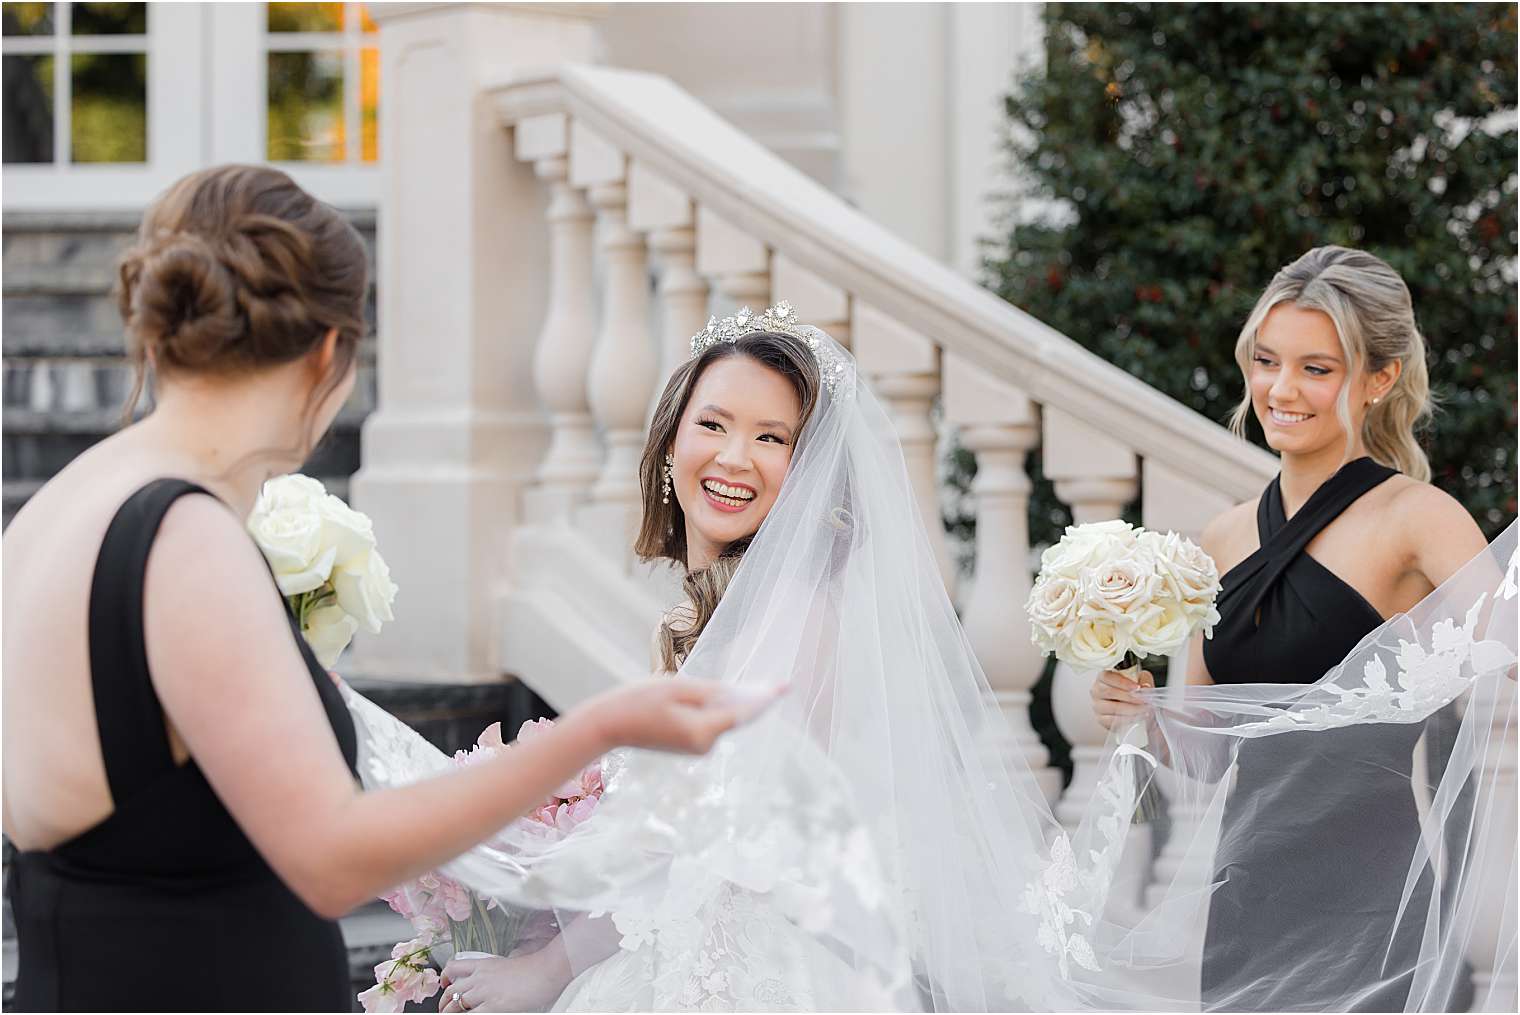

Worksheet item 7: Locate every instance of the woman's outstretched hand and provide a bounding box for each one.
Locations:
[578,678,785,755]
[1089,668,1155,731]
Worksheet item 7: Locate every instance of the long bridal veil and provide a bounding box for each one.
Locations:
[345,324,1517,1012]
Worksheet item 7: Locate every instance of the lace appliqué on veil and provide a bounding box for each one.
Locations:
[1021,731,1156,980]
[1235,592,1516,734]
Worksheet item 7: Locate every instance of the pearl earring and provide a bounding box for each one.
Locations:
[662,453,674,505]
[1371,396,1381,405]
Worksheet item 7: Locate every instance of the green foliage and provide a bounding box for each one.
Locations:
[984,1,1518,540]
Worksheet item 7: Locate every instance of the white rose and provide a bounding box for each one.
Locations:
[303,603,359,668]
[1145,531,1218,602]
[1078,552,1159,620]
[1063,616,1128,671]
[1130,600,1193,658]
[314,492,377,571]
[1027,575,1080,650]
[259,473,329,511]
[247,494,337,597]
[1040,520,1136,576]
[1184,599,1222,640]
[333,547,398,634]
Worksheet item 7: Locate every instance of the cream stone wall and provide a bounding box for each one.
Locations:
[600,2,1045,276]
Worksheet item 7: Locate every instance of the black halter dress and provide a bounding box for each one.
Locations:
[9,479,359,1012]
[1198,458,1455,1011]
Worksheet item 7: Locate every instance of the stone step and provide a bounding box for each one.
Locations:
[1,289,381,358]
[0,358,377,421]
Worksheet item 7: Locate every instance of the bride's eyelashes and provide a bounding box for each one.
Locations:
[693,415,791,446]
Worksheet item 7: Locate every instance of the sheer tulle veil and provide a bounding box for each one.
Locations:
[345,323,1517,1011]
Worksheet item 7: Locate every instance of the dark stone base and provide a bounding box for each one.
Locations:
[345,676,558,755]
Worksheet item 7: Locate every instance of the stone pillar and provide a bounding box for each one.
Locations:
[1468,674,1518,1012]
[628,162,707,403]
[772,252,851,348]
[1138,458,1236,913]
[943,354,1060,802]
[852,300,953,590]
[577,124,658,567]
[518,114,601,524]
[350,3,604,682]
[696,206,769,311]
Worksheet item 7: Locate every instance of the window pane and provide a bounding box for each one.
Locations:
[71,2,146,35]
[267,2,342,33]
[358,3,376,33]
[2,2,54,35]
[267,50,344,161]
[360,45,378,161]
[2,53,54,162]
[70,51,146,162]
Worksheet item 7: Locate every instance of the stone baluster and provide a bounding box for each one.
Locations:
[1043,409,1146,911]
[515,113,600,524]
[1467,674,1518,1012]
[696,206,769,311]
[772,252,851,348]
[628,162,708,400]
[943,355,1060,802]
[574,123,659,565]
[1138,459,1235,911]
[853,300,953,590]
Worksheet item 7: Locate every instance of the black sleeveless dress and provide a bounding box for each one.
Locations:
[1199,458,1452,1011]
[10,479,359,1012]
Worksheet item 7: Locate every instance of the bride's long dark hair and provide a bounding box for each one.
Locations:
[635,331,822,671]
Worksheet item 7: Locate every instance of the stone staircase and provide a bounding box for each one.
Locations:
[1,209,378,526]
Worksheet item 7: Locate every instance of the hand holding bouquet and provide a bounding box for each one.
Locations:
[1027,520,1221,822]
[361,719,605,1013]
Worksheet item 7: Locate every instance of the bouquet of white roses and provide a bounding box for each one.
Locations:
[247,474,398,667]
[1027,519,1220,676]
[1027,519,1220,822]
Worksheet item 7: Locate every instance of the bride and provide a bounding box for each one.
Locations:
[346,302,1516,1012]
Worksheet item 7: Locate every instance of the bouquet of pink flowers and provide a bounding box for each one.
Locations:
[358,718,604,1013]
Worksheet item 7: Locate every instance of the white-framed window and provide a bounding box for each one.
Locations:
[2,2,150,165]
[1,1,380,212]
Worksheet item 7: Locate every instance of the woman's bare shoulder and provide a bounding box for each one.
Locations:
[1200,496,1261,573]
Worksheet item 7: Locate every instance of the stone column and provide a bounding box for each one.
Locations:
[628,162,707,403]
[576,125,658,567]
[944,354,1060,802]
[517,113,600,524]
[350,3,604,682]
[852,300,953,590]
[696,206,769,311]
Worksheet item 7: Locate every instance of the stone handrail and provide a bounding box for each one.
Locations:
[489,64,1278,500]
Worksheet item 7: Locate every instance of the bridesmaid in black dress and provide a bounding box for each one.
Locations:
[1091,246,1489,1010]
[1,166,758,1012]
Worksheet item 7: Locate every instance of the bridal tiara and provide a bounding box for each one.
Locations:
[689,300,852,395]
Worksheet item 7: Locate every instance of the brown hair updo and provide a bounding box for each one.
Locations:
[636,331,823,671]
[115,164,369,437]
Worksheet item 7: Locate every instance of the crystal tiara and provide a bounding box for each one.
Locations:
[688,300,851,394]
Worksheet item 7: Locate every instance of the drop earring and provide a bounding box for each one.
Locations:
[662,453,674,505]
